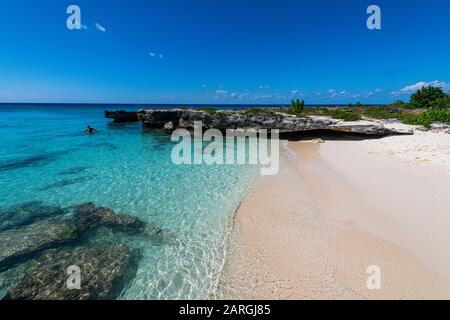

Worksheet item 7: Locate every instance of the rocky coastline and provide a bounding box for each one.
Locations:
[137,109,414,136]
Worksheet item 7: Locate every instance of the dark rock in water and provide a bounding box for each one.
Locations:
[58,167,88,175]
[5,245,139,300]
[73,203,146,233]
[0,150,73,172]
[0,262,30,299]
[105,110,139,122]
[73,203,175,244]
[38,176,95,191]
[0,201,67,232]
[0,219,78,271]
[80,142,118,151]
[143,224,176,245]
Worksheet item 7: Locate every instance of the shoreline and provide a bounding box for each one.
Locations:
[218,131,450,299]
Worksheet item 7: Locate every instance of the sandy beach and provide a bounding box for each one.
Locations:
[219,128,450,299]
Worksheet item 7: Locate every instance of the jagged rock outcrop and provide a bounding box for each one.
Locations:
[5,245,139,300]
[137,109,414,136]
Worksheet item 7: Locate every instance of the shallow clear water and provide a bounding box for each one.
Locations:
[0,104,257,299]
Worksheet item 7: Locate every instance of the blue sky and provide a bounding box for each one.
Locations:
[0,0,449,104]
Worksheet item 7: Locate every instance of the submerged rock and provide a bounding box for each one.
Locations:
[38,176,95,191]
[5,245,139,300]
[0,262,30,299]
[0,219,78,271]
[0,150,73,173]
[73,203,176,244]
[143,224,176,245]
[0,201,67,232]
[73,203,146,233]
[0,201,173,273]
[58,167,89,175]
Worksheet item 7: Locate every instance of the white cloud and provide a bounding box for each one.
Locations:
[254,94,273,99]
[289,90,303,99]
[215,89,229,95]
[148,51,164,59]
[259,85,270,89]
[391,81,449,96]
[95,22,106,32]
[321,88,381,99]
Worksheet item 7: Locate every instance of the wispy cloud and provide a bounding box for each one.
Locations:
[148,51,164,59]
[95,22,106,33]
[207,87,302,101]
[215,89,229,95]
[259,85,270,89]
[321,88,381,99]
[392,80,449,95]
[198,86,386,102]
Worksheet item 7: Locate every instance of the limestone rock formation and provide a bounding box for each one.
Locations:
[137,109,414,136]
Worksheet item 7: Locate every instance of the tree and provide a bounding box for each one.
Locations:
[434,95,450,109]
[410,86,447,109]
[290,99,305,114]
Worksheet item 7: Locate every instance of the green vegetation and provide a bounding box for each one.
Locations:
[289,99,305,114]
[403,108,450,128]
[238,86,449,127]
[288,86,449,125]
[388,99,412,109]
[410,86,449,109]
[435,95,450,109]
[328,109,362,121]
[360,106,420,122]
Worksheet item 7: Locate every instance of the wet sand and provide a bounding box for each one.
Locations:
[218,138,450,300]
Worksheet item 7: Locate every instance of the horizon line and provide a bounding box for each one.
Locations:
[0,102,389,106]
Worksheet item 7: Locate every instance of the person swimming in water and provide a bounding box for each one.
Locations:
[85,125,98,134]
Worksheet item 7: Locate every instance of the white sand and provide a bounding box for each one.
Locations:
[364,122,450,172]
[219,129,450,299]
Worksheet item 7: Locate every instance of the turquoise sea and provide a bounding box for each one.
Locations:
[0,104,258,299]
